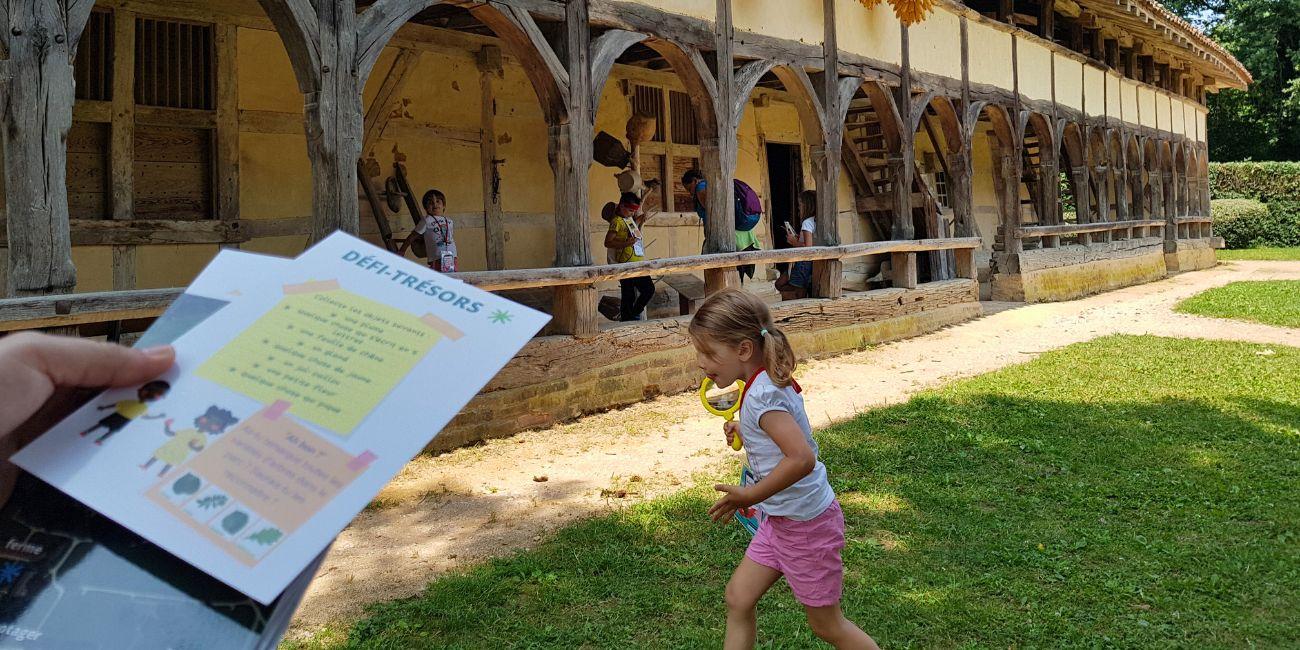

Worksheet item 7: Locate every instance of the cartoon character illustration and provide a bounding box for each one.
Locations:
[140,406,239,477]
[78,380,170,445]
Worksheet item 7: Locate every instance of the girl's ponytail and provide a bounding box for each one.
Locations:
[760,325,797,388]
[689,289,799,388]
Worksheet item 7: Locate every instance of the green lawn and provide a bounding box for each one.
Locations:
[289,336,1300,649]
[1175,281,1300,328]
[1219,247,1300,261]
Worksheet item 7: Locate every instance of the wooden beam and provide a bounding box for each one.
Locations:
[111,9,136,220]
[111,245,137,290]
[478,45,507,271]
[1040,0,1056,40]
[552,0,594,268]
[215,23,240,221]
[362,47,420,157]
[0,0,96,296]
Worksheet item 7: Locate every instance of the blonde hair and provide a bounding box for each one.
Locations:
[688,289,797,388]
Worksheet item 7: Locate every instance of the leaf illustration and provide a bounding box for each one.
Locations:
[248,527,283,546]
[196,494,228,510]
[222,511,250,535]
[172,474,201,496]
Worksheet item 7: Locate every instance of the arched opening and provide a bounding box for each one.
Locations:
[1087,128,1112,227]
[1108,130,1128,223]
[1019,113,1057,240]
[1059,123,1088,233]
[1125,134,1143,220]
[1159,140,1174,220]
[911,95,963,278]
[1172,143,1187,218]
[972,103,1017,277]
[841,80,905,286]
[1143,138,1161,219]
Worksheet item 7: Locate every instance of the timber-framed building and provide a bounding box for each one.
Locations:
[0,0,1250,449]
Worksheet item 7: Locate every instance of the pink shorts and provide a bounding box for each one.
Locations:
[745,499,845,607]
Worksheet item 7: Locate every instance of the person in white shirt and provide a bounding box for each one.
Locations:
[775,190,817,300]
[399,189,457,272]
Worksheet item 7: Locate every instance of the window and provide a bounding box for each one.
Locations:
[74,11,113,102]
[934,170,950,208]
[669,91,699,146]
[135,17,214,110]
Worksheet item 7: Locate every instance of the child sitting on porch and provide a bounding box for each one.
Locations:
[399,189,458,272]
[690,289,878,650]
[775,190,818,300]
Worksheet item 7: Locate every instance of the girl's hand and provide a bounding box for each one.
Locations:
[708,484,757,523]
[722,421,740,448]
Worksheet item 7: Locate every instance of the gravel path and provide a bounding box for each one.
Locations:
[288,259,1300,638]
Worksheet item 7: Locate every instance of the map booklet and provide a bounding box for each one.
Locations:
[13,232,549,609]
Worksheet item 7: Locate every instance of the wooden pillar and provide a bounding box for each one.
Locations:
[215,23,240,221]
[258,0,436,245]
[1039,154,1060,246]
[111,10,136,221]
[948,150,974,237]
[996,150,1022,270]
[890,252,917,289]
[702,0,738,293]
[550,0,594,268]
[477,46,507,270]
[552,284,598,337]
[812,0,843,299]
[893,25,914,241]
[0,1,96,297]
[1039,0,1055,40]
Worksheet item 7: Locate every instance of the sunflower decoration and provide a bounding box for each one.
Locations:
[857,0,937,26]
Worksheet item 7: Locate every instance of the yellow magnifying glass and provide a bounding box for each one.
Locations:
[699,377,746,451]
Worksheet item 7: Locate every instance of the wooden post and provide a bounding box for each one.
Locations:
[704,0,737,259]
[478,46,506,270]
[1070,163,1091,245]
[811,0,844,299]
[552,284,598,337]
[111,245,137,290]
[258,0,437,245]
[0,1,96,297]
[890,252,917,289]
[954,248,976,280]
[992,148,1022,270]
[550,0,593,269]
[111,10,136,220]
[949,150,974,238]
[893,24,915,241]
[215,23,240,221]
[1039,0,1055,40]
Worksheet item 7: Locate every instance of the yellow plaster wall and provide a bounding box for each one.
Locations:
[734,0,824,45]
[71,247,113,293]
[1138,86,1157,129]
[624,0,713,20]
[1183,101,1197,141]
[1121,79,1140,128]
[135,245,222,289]
[1155,93,1167,132]
[970,127,1001,253]
[1198,109,1207,143]
[909,9,962,80]
[1055,55,1083,111]
[835,0,902,65]
[1106,73,1122,121]
[1171,97,1185,135]
[1084,65,1105,117]
[237,27,300,113]
[968,22,1014,90]
[1018,39,1054,103]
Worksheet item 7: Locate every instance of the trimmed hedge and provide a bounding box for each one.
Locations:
[1208,162,1300,202]
[1212,198,1300,249]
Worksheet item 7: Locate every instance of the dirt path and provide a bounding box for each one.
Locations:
[288,260,1300,638]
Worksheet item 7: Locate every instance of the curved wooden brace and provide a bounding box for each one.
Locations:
[357,0,439,86]
[1087,127,1108,165]
[649,39,721,141]
[67,0,99,54]
[1022,111,1055,159]
[963,100,987,142]
[472,3,570,126]
[832,75,864,130]
[589,29,650,119]
[256,0,322,93]
[1157,140,1173,171]
[861,81,903,152]
[976,103,1015,150]
[907,90,938,134]
[732,59,778,126]
[770,65,827,146]
[925,96,963,154]
[1059,122,1086,166]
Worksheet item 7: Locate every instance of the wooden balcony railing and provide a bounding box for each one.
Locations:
[0,238,982,337]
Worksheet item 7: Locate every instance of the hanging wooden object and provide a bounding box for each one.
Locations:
[626,112,658,146]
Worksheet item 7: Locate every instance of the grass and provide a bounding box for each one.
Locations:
[1175,281,1300,328]
[1218,247,1300,261]
[288,336,1300,649]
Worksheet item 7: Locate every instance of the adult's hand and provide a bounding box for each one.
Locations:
[0,332,174,443]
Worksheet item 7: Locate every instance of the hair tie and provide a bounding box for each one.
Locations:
[759,328,768,336]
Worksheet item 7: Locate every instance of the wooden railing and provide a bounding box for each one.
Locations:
[0,238,981,336]
[1017,219,1168,248]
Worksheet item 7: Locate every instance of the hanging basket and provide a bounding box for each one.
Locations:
[626,112,658,146]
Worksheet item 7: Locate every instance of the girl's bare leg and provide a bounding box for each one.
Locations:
[804,604,878,650]
[724,557,782,650]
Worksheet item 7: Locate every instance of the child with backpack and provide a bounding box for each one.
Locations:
[681,170,763,283]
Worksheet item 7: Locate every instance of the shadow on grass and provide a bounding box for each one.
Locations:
[299,337,1300,649]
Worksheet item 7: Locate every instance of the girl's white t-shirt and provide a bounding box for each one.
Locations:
[738,370,835,521]
[800,217,816,235]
